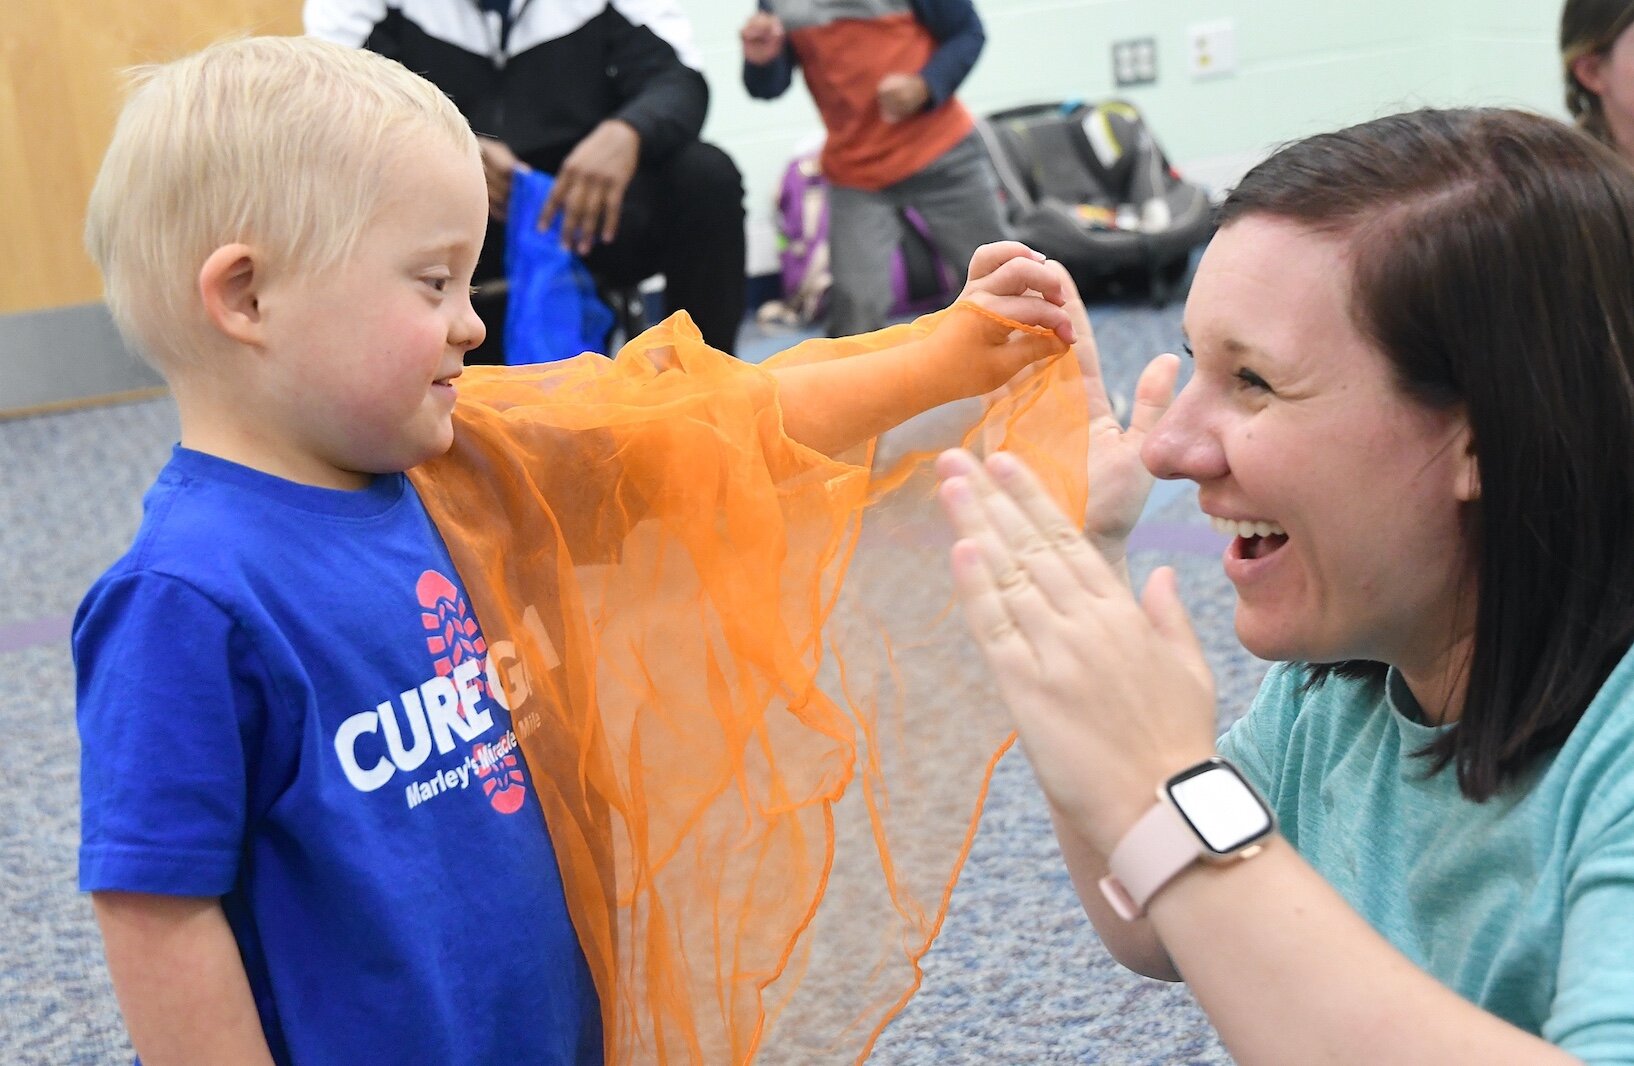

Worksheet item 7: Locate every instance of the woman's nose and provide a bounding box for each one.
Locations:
[1139,386,1227,482]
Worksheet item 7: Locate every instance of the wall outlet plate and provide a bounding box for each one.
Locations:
[1112,37,1158,88]
[1187,19,1237,80]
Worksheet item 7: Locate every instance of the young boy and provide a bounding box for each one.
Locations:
[76,35,1085,1065]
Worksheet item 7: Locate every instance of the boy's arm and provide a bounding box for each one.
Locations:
[769,245,1073,457]
[909,0,985,109]
[742,2,795,99]
[93,892,275,1065]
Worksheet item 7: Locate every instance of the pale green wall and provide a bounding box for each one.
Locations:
[677,0,1566,274]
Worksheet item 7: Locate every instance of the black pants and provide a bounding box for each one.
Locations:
[471,140,746,362]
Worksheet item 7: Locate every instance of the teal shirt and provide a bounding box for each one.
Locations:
[1218,654,1634,1063]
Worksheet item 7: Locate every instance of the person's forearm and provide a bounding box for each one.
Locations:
[743,52,794,99]
[1148,837,1579,1065]
[1050,804,1178,979]
[94,892,276,1066]
[911,0,984,104]
[769,336,977,457]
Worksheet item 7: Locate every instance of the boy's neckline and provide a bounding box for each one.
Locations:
[168,445,406,519]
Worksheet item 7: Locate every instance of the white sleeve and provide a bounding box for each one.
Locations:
[303,0,391,47]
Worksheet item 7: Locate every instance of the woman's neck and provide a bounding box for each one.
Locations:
[1396,627,1475,726]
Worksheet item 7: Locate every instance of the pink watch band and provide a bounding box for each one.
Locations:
[1097,799,1202,921]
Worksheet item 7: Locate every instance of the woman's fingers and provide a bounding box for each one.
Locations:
[938,449,1125,609]
[1140,566,1214,691]
[984,452,1108,590]
[940,475,1078,624]
[949,538,1043,682]
[1127,354,1181,441]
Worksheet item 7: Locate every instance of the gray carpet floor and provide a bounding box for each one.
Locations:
[1,300,1259,1063]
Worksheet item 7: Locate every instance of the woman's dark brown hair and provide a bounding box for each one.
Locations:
[1221,108,1634,801]
[1561,0,1634,145]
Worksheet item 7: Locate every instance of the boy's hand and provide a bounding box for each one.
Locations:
[931,242,1076,395]
[877,72,931,123]
[741,12,786,66]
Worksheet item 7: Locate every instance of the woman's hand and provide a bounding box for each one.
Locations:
[936,448,1218,854]
[1057,276,1181,581]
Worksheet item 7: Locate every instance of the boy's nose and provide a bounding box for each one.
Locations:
[452,301,487,353]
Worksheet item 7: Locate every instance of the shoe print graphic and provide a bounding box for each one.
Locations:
[473,741,528,815]
[417,569,526,814]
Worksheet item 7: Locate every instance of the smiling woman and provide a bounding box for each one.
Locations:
[937,107,1634,1065]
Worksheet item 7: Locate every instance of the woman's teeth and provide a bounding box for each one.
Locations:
[1210,516,1288,539]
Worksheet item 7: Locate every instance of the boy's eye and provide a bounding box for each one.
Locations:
[424,276,450,293]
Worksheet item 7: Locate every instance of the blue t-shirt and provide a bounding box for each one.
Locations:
[76,448,601,1065]
[1220,658,1634,1062]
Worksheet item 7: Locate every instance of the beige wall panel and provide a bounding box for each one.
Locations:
[1,0,301,315]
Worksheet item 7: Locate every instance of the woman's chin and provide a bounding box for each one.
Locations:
[1233,611,1321,664]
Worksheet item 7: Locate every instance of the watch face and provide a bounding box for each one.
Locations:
[1167,761,1273,855]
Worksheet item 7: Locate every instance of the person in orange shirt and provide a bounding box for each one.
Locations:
[743,0,1009,336]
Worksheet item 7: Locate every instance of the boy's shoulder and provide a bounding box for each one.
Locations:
[92,447,416,612]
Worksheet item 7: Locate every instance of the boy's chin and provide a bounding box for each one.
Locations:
[409,427,458,467]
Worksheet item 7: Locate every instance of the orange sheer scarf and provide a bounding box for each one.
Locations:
[408,308,1088,1064]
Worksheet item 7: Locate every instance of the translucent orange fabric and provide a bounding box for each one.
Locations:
[408,307,1088,1064]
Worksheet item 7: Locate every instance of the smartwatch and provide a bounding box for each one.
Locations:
[1098,756,1275,921]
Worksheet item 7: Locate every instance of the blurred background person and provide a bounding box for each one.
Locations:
[307,0,748,359]
[1561,0,1634,164]
[741,0,1008,337]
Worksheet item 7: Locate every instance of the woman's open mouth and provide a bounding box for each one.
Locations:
[1211,516,1290,561]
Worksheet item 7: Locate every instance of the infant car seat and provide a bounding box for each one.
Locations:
[976,100,1213,305]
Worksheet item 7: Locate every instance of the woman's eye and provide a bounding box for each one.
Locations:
[1235,367,1271,392]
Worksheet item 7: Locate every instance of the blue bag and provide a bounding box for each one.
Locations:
[504,169,616,364]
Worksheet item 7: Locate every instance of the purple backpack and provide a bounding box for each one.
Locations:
[774,151,956,324]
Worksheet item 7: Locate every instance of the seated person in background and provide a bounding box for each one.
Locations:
[306,0,747,358]
[77,35,1085,1065]
[938,107,1634,1062]
[741,0,1008,337]
[1561,0,1634,165]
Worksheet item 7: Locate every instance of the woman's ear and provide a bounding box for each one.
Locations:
[1573,52,1607,97]
[1454,420,1481,503]
[198,244,264,346]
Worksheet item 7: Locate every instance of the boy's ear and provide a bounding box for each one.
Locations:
[1573,52,1607,97]
[198,244,266,346]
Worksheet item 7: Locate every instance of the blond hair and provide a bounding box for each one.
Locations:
[84,35,476,365]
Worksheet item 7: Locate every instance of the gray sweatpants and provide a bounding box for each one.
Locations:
[825,130,1010,337]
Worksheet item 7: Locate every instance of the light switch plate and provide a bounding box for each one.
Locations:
[1187,20,1237,80]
